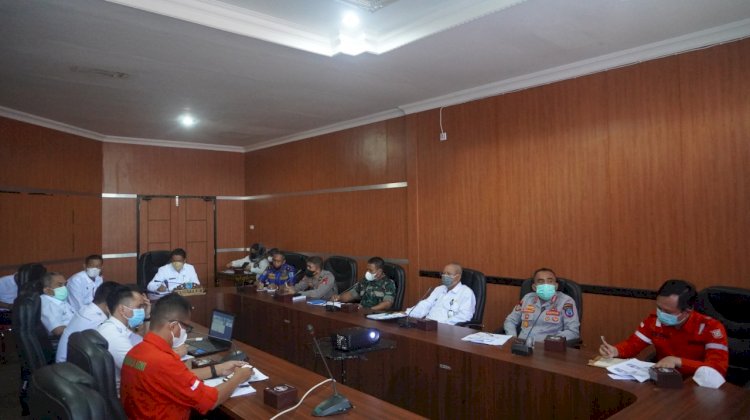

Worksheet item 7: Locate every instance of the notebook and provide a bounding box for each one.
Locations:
[187,309,235,356]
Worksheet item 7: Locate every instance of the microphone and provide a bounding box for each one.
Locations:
[511,303,548,356]
[307,324,352,416]
[399,287,433,328]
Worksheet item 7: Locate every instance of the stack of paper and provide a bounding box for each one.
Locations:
[606,359,654,382]
[461,332,514,346]
[203,368,270,398]
[366,312,407,320]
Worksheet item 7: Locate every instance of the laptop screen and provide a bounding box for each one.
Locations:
[208,310,235,342]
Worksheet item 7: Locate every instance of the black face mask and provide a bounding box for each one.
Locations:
[304,269,316,278]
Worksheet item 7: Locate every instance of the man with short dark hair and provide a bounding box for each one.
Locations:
[147,248,201,298]
[333,257,396,311]
[600,279,729,377]
[404,263,475,325]
[56,281,119,363]
[502,268,580,344]
[98,285,150,391]
[120,294,252,419]
[289,256,337,300]
[257,250,296,289]
[40,272,75,336]
[66,254,104,312]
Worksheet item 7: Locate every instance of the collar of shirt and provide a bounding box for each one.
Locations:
[143,332,179,360]
[41,293,66,306]
[105,316,134,337]
[79,303,107,322]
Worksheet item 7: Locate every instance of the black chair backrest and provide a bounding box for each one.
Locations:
[383,262,406,311]
[29,363,108,420]
[15,263,47,294]
[136,250,172,289]
[12,291,54,372]
[519,277,583,323]
[68,330,127,420]
[323,256,357,294]
[457,268,486,326]
[283,252,308,284]
[695,286,750,386]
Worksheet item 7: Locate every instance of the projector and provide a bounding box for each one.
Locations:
[331,327,381,351]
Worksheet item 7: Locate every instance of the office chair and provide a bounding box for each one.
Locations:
[383,262,406,311]
[29,363,108,420]
[695,286,750,386]
[324,256,358,295]
[136,250,171,290]
[67,330,127,420]
[283,251,308,284]
[455,268,486,330]
[15,263,47,294]
[511,277,583,347]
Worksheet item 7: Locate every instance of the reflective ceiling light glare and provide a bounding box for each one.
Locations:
[178,114,196,128]
[342,11,360,28]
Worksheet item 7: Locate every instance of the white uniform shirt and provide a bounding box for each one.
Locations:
[406,283,476,325]
[147,263,200,296]
[40,294,75,334]
[56,302,108,362]
[97,317,143,391]
[229,256,269,275]
[0,274,18,310]
[66,270,103,312]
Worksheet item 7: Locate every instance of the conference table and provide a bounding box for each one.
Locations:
[189,324,423,419]
[200,287,750,419]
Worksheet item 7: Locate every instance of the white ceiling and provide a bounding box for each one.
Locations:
[0,0,749,152]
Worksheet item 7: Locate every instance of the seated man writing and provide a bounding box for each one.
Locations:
[502,268,580,344]
[599,279,728,378]
[257,250,296,290]
[147,248,201,298]
[333,257,395,311]
[286,256,337,300]
[404,263,475,325]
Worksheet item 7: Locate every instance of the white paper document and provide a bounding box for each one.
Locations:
[203,377,256,397]
[461,332,514,346]
[606,358,654,383]
[366,312,407,320]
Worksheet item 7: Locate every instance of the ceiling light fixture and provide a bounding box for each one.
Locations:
[342,11,360,28]
[178,114,196,128]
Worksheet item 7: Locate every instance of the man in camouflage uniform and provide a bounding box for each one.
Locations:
[502,267,580,344]
[333,257,395,311]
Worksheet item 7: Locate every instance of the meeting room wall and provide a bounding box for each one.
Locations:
[0,116,103,279]
[101,143,246,284]
[243,118,410,282]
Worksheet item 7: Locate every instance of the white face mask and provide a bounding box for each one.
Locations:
[365,271,376,281]
[86,267,101,278]
[171,322,188,348]
[267,256,273,262]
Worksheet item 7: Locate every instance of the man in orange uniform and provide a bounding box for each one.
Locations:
[600,279,729,377]
[120,294,252,419]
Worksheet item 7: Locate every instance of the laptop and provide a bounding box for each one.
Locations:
[187,310,235,356]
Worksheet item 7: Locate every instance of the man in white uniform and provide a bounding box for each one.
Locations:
[147,248,200,299]
[225,243,269,275]
[66,254,104,312]
[56,281,119,363]
[0,273,17,324]
[40,272,75,336]
[404,263,476,325]
[97,285,150,391]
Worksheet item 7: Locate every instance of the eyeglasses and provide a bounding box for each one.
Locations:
[170,320,194,333]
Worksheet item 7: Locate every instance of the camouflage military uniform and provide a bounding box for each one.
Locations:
[349,276,395,308]
[503,291,580,344]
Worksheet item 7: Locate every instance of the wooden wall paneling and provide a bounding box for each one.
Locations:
[605,57,688,287]
[182,198,215,286]
[102,197,137,284]
[46,261,86,280]
[678,40,750,288]
[404,114,422,306]
[102,257,137,285]
[0,117,102,193]
[583,294,654,349]
[243,187,407,260]
[216,199,245,252]
[71,195,102,257]
[102,143,244,196]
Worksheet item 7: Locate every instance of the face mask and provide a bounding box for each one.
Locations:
[53,285,69,301]
[535,283,556,301]
[172,261,184,271]
[305,269,316,278]
[267,256,273,262]
[441,274,454,287]
[657,308,682,326]
[171,322,188,348]
[125,306,146,328]
[86,267,101,278]
[365,271,376,281]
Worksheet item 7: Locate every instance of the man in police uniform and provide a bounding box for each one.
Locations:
[333,257,396,311]
[502,268,580,344]
[120,293,252,419]
[287,256,337,300]
[600,279,729,377]
[257,250,296,289]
